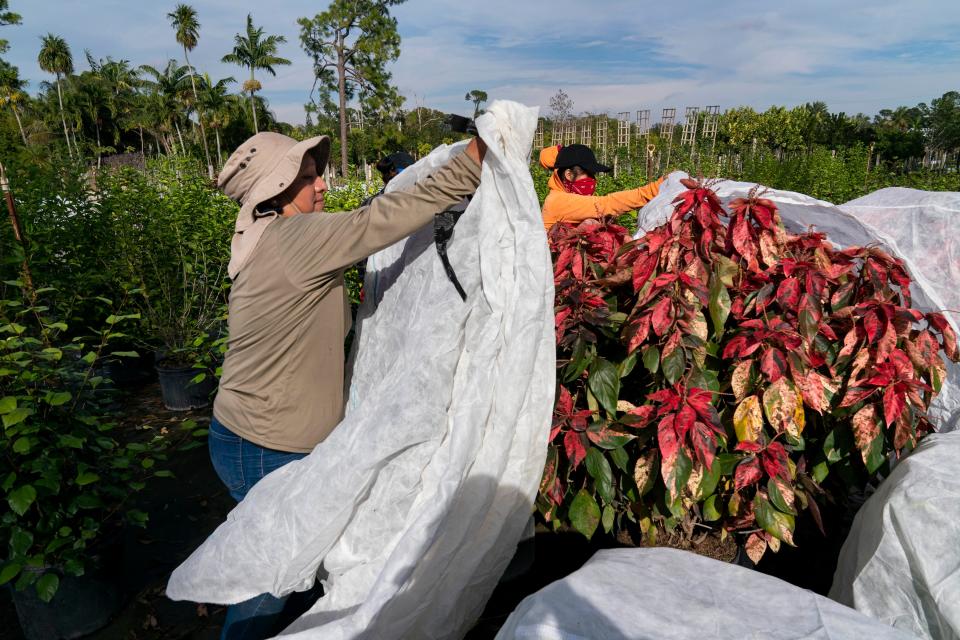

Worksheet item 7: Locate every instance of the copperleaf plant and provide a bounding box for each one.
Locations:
[540,178,958,561]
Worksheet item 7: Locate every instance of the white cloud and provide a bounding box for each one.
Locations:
[5,0,959,125]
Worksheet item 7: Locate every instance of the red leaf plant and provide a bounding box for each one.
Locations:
[539,179,958,560]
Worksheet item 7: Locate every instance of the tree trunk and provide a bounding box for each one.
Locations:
[175,121,186,155]
[337,33,349,177]
[55,75,73,158]
[249,67,259,134]
[215,129,222,167]
[11,105,27,146]
[139,126,145,159]
[95,121,102,169]
[184,47,213,178]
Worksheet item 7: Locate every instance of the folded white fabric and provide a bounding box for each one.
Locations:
[167,100,556,639]
[635,174,959,431]
[496,548,918,640]
[831,431,960,639]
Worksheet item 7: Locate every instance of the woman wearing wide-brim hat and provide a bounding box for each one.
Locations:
[538,143,664,231]
[207,131,486,639]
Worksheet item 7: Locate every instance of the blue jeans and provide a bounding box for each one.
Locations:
[208,417,319,640]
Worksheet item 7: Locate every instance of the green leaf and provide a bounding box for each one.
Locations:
[75,472,100,486]
[8,485,36,515]
[46,391,71,406]
[601,505,615,534]
[609,446,630,473]
[662,447,693,503]
[585,449,615,504]
[0,563,21,586]
[569,489,601,539]
[59,434,84,449]
[703,495,721,521]
[63,559,84,577]
[0,396,16,414]
[822,429,842,463]
[698,461,721,501]
[35,573,59,603]
[863,435,885,474]
[661,347,685,385]
[9,528,32,555]
[618,351,638,379]
[109,351,139,358]
[588,358,620,416]
[716,255,739,286]
[12,437,30,454]
[813,461,829,484]
[754,493,795,544]
[709,273,732,338]
[3,408,30,429]
[642,345,660,374]
[768,478,797,515]
[75,494,102,509]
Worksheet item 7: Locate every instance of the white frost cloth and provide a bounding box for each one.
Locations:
[166,101,556,639]
[830,431,960,640]
[634,174,960,431]
[839,187,960,335]
[495,548,917,640]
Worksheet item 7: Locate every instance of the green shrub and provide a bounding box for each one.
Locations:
[0,292,168,601]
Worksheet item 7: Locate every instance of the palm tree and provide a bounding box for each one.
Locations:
[37,33,75,157]
[139,60,191,155]
[221,14,290,133]
[197,73,235,166]
[0,62,29,145]
[168,3,214,176]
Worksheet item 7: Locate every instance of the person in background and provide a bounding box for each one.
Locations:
[377,151,415,186]
[361,151,416,206]
[207,132,486,639]
[539,143,665,231]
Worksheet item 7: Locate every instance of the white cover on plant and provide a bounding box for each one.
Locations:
[830,431,960,639]
[166,101,556,639]
[633,173,960,431]
[495,548,917,640]
[839,187,959,341]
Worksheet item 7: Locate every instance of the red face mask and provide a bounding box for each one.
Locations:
[561,175,597,196]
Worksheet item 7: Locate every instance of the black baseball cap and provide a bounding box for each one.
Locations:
[377,151,415,174]
[554,144,611,175]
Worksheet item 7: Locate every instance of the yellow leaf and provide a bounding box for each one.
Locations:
[733,395,763,442]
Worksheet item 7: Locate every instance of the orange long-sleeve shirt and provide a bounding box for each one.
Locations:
[538,145,664,231]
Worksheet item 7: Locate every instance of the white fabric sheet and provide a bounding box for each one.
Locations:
[839,187,959,336]
[166,100,556,639]
[830,431,960,640]
[495,548,917,639]
[633,173,960,431]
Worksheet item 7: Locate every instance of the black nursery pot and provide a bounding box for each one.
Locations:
[9,566,122,640]
[155,364,217,411]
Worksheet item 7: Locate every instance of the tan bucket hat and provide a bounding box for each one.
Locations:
[219,132,330,278]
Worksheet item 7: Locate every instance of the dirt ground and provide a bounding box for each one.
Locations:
[1,381,847,640]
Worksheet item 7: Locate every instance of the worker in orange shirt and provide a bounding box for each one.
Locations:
[539,144,665,231]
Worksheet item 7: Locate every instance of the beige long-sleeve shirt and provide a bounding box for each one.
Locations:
[213,152,482,452]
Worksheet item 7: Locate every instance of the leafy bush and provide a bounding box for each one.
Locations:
[324,179,382,212]
[97,158,235,367]
[0,292,168,601]
[540,178,957,561]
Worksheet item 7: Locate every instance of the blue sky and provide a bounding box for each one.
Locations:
[5,1,960,125]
